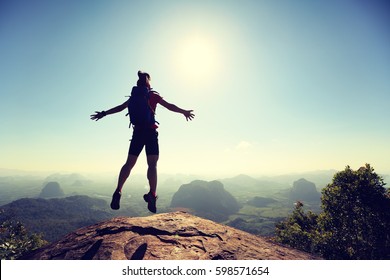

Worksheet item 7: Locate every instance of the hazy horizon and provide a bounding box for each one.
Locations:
[1,1,389,177]
[1,165,388,181]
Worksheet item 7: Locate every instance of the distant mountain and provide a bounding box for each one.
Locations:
[0,195,112,242]
[289,178,321,202]
[39,181,65,198]
[170,180,239,221]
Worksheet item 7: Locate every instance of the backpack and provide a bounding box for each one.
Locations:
[127,86,156,128]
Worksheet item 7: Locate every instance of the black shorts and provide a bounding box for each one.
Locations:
[128,128,159,156]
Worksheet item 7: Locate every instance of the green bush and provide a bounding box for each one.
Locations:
[0,210,48,260]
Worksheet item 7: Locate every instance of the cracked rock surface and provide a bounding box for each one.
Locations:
[23,212,319,260]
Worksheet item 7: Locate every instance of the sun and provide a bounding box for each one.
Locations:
[174,34,219,85]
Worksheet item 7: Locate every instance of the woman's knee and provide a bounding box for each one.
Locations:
[125,154,138,167]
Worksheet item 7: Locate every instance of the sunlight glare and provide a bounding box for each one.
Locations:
[174,35,219,85]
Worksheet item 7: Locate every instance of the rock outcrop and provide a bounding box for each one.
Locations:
[23,212,319,260]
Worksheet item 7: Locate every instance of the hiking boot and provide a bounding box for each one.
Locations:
[143,192,157,213]
[110,191,121,210]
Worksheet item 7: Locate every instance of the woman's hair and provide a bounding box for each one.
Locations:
[137,71,151,87]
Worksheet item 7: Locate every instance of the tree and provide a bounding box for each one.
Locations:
[0,210,48,260]
[275,201,319,253]
[275,164,390,259]
[319,164,390,259]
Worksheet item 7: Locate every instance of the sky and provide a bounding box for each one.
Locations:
[1,0,390,177]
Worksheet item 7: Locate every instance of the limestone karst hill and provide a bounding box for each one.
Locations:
[22,211,319,260]
[39,181,65,198]
[290,178,321,202]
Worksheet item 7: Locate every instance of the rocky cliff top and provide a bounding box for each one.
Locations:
[23,211,319,260]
